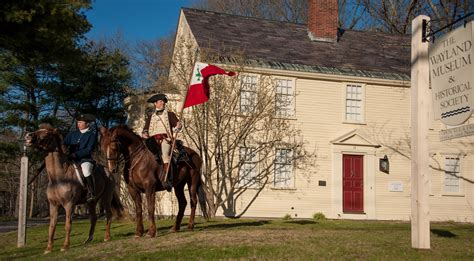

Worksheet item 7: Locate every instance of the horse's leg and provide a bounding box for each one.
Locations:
[84,202,97,244]
[44,203,59,254]
[187,171,199,230]
[145,186,156,238]
[61,203,74,251]
[172,182,187,232]
[128,185,144,238]
[102,197,113,242]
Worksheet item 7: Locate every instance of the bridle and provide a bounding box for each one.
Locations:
[105,132,146,174]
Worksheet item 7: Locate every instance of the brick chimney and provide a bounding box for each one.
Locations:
[307,0,338,42]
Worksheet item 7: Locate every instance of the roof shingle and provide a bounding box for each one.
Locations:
[183,8,411,80]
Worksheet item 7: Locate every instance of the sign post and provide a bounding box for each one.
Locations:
[410,15,431,249]
[17,141,28,247]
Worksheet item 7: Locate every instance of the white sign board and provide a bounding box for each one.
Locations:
[439,123,474,141]
[389,181,403,192]
[429,21,474,126]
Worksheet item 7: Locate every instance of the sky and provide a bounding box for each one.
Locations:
[85,0,196,43]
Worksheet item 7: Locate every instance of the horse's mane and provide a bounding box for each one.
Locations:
[110,124,142,140]
[37,123,67,154]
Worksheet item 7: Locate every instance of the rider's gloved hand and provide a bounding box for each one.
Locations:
[67,153,77,161]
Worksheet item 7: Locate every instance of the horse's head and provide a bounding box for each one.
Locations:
[99,126,122,174]
[25,123,63,152]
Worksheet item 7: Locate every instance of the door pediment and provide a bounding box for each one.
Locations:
[330,129,381,148]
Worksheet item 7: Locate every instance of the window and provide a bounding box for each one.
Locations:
[444,157,461,193]
[345,84,363,122]
[274,148,293,188]
[240,75,257,113]
[239,147,258,186]
[275,79,294,117]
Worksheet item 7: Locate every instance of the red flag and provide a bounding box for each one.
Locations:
[183,63,236,108]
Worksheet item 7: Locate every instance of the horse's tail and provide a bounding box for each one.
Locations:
[111,188,124,219]
[197,180,210,220]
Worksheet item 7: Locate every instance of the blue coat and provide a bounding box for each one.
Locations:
[64,128,97,162]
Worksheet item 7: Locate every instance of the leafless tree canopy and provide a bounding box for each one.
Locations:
[361,0,473,34]
[169,42,316,217]
[193,0,473,34]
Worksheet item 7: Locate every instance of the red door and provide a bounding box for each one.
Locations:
[343,154,364,213]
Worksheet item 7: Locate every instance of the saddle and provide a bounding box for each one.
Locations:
[71,161,96,187]
[144,137,189,165]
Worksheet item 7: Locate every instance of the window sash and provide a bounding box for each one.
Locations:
[240,76,257,113]
[345,84,362,122]
[239,147,258,186]
[274,149,293,188]
[275,79,294,117]
[444,157,460,193]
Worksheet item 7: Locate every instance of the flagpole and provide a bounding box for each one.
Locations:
[163,53,199,183]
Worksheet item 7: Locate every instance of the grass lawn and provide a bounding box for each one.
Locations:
[0,217,473,260]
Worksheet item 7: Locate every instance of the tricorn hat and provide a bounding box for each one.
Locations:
[76,113,96,122]
[147,93,168,103]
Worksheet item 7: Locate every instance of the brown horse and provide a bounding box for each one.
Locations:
[25,124,123,254]
[99,125,207,237]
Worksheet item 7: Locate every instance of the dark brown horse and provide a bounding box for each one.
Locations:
[99,125,207,237]
[25,124,123,254]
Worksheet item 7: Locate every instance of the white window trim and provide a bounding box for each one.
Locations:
[272,148,295,189]
[274,77,296,118]
[442,155,464,196]
[342,83,366,124]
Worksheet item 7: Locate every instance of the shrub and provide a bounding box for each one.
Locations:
[283,213,292,220]
[312,212,326,221]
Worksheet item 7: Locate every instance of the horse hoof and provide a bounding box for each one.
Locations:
[104,238,110,242]
[83,237,93,244]
[44,250,51,255]
[60,248,67,252]
[134,235,141,239]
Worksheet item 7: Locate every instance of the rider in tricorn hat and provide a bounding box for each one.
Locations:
[142,93,182,191]
[64,113,98,202]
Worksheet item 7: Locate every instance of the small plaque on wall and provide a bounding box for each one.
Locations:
[389,181,403,192]
[318,180,326,186]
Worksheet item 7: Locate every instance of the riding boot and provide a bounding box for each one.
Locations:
[161,163,172,192]
[85,175,96,203]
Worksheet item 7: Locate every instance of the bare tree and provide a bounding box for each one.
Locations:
[132,35,176,92]
[170,43,316,217]
[195,0,308,23]
[361,0,473,34]
[194,0,368,28]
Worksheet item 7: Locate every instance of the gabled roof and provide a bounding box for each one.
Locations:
[182,8,411,81]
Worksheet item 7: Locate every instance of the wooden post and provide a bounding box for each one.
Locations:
[410,15,430,249]
[17,153,28,247]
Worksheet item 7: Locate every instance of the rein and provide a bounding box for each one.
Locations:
[106,135,146,174]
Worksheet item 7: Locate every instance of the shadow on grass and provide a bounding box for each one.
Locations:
[202,220,270,230]
[431,229,457,238]
[284,220,317,225]
[116,231,137,237]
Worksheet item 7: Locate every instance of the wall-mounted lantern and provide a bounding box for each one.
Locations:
[379,155,389,174]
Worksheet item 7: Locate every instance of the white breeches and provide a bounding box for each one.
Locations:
[81,162,94,177]
[161,140,171,163]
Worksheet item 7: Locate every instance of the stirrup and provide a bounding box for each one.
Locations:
[162,181,172,192]
[86,192,96,203]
